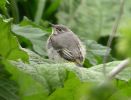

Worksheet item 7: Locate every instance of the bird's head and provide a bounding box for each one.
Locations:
[50,23,71,35]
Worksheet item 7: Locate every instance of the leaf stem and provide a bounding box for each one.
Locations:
[103,0,125,76]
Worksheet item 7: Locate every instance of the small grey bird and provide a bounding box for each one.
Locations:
[46,24,86,67]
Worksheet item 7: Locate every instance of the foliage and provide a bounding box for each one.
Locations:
[117,19,131,57]
[57,0,131,40]
[0,16,28,61]
[0,0,7,15]
[0,0,131,100]
[12,20,49,57]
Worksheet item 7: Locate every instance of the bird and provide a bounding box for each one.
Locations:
[46,24,86,67]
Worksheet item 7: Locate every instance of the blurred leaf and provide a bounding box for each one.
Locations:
[56,0,131,40]
[0,61,19,100]
[117,19,131,57]
[0,16,28,61]
[34,0,46,24]
[115,81,131,99]
[0,78,19,100]
[3,60,48,100]
[88,82,130,100]
[88,83,117,100]
[47,72,90,100]
[16,0,38,20]
[43,0,62,19]
[0,0,8,15]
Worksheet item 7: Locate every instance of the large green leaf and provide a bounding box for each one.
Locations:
[3,49,130,99]
[0,16,28,61]
[10,49,131,83]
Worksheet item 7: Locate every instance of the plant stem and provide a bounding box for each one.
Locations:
[34,0,46,24]
[103,0,125,76]
[9,0,19,23]
[108,58,130,80]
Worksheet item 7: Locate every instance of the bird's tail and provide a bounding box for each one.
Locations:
[75,59,83,67]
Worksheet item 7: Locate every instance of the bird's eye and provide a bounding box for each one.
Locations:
[57,28,62,32]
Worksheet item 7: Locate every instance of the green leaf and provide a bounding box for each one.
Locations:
[47,72,89,100]
[85,40,111,66]
[3,49,131,99]
[0,16,28,61]
[0,60,19,100]
[0,0,8,15]
[10,49,131,83]
[3,60,49,100]
[0,80,18,100]
[12,24,48,56]
[0,78,19,100]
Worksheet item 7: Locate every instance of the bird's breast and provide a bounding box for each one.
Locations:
[51,32,81,58]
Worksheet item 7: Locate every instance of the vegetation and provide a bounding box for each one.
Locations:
[0,0,131,100]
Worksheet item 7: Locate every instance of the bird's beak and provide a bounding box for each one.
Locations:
[49,23,57,34]
[49,22,56,28]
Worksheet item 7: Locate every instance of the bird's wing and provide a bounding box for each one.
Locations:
[58,48,75,61]
[58,48,83,67]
